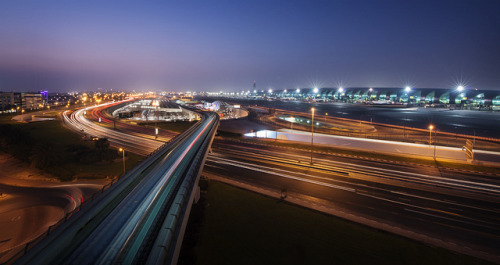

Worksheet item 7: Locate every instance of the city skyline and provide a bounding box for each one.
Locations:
[1,0,499,92]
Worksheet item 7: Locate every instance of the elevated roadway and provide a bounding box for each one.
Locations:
[40,101,500,263]
[15,106,219,264]
[62,105,162,156]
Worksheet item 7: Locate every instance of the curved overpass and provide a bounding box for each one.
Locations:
[15,104,219,265]
[62,104,163,156]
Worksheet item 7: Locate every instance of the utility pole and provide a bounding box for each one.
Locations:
[434,130,437,160]
[119,148,126,176]
[310,108,315,165]
[429,125,433,147]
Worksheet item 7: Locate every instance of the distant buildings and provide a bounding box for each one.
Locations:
[0,91,46,112]
[212,87,500,111]
[111,99,198,122]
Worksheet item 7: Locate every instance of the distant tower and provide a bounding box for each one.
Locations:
[253,80,256,91]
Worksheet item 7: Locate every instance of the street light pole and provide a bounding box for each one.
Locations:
[429,125,433,147]
[119,148,126,176]
[434,130,437,160]
[154,100,159,129]
[310,108,315,165]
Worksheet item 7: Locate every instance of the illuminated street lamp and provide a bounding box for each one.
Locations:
[118,148,126,175]
[310,107,315,165]
[337,87,344,101]
[405,86,411,92]
[429,125,434,147]
[457,85,464,92]
[152,100,160,120]
[325,112,328,121]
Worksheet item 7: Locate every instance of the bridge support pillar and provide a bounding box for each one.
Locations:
[194,185,201,203]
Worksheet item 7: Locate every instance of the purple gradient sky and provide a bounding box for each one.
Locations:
[0,0,499,92]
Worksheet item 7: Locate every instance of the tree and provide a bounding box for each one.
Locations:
[94,138,111,161]
[94,138,110,153]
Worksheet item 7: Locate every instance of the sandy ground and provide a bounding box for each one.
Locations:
[0,151,107,262]
[0,152,59,187]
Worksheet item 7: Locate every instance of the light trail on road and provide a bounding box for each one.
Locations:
[59,101,500,262]
[63,106,163,156]
[16,106,219,265]
[204,140,500,262]
[212,144,500,196]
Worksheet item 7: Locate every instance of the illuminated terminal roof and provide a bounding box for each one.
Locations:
[248,87,500,108]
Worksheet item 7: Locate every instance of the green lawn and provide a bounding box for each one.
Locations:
[142,120,198,133]
[0,116,144,181]
[185,181,491,265]
[60,152,143,180]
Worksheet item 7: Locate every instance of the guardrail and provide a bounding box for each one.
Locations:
[12,111,219,265]
[145,112,218,265]
[2,178,118,264]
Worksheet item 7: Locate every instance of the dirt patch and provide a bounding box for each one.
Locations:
[0,151,58,185]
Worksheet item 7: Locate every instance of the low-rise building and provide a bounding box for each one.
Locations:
[0,92,46,111]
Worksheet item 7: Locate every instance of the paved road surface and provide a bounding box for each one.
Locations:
[0,182,103,262]
[204,139,500,263]
[245,129,500,164]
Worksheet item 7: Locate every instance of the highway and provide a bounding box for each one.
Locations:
[83,101,177,143]
[56,101,500,263]
[204,139,500,262]
[15,106,219,264]
[62,105,163,156]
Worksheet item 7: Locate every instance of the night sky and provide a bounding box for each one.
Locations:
[1,0,499,92]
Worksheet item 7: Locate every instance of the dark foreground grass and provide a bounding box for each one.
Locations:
[141,120,198,133]
[61,152,143,180]
[188,181,490,265]
[1,118,144,180]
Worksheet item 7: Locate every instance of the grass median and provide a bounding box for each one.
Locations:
[0,114,143,181]
[182,181,491,265]
[138,120,198,133]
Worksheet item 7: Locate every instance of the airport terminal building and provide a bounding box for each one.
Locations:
[253,87,500,110]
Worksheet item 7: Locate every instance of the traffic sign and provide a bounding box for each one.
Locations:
[464,139,474,160]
